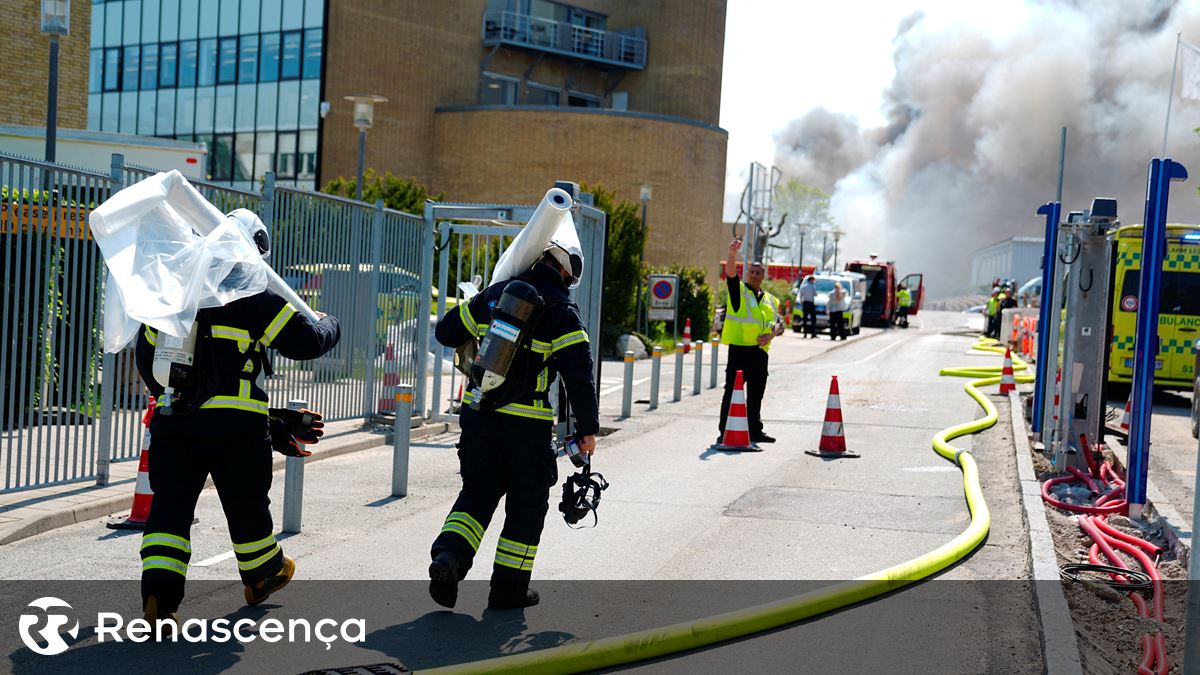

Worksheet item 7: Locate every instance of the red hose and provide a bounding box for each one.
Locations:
[1041,476,1127,514]
[1095,486,1126,509]
[1092,517,1164,558]
[1067,465,1101,496]
[1080,433,1101,480]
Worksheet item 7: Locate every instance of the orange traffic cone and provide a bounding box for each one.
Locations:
[711,370,761,452]
[107,398,156,531]
[807,376,860,458]
[1120,393,1132,433]
[999,348,1016,394]
[683,318,692,354]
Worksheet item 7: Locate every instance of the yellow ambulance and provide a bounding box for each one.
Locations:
[1108,224,1200,389]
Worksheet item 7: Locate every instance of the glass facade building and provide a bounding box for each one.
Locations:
[88,0,325,189]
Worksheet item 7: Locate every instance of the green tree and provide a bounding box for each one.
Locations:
[774,179,833,266]
[322,169,443,215]
[582,184,648,352]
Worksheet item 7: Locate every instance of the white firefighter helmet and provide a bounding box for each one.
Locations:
[227,208,271,258]
[544,216,584,288]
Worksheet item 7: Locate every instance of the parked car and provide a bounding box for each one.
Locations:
[791,272,866,335]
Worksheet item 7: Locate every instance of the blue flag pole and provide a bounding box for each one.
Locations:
[1031,202,1061,434]
[1126,157,1187,519]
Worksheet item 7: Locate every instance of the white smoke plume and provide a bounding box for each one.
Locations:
[774,0,1200,298]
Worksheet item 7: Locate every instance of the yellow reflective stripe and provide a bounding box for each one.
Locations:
[494,553,535,572]
[200,380,269,414]
[458,304,488,338]
[261,304,298,347]
[232,534,276,554]
[536,368,549,392]
[140,533,192,554]
[530,339,552,354]
[447,512,485,539]
[442,523,482,551]
[143,326,158,346]
[142,556,188,577]
[461,390,554,421]
[497,537,537,558]
[237,544,281,571]
[550,330,588,353]
[211,325,253,352]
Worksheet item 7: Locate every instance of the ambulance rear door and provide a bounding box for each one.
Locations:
[899,273,924,316]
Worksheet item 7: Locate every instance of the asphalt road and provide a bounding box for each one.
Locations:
[0,311,1044,673]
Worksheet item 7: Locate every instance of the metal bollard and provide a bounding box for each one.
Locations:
[392,384,414,497]
[621,350,635,418]
[710,338,720,389]
[692,341,704,395]
[673,343,684,402]
[282,398,307,534]
[649,346,662,410]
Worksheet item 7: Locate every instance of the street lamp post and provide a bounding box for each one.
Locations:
[344,94,388,201]
[822,231,829,272]
[637,185,651,333]
[832,229,843,271]
[41,0,70,164]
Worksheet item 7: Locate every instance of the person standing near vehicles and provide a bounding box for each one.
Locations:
[828,282,849,340]
[797,275,818,338]
[719,238,784,444]
[985,287,1001,337]
[896,284,912,328]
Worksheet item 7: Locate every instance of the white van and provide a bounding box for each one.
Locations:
[792,272,866,335]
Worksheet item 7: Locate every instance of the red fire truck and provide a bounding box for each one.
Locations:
[844,255,924,326]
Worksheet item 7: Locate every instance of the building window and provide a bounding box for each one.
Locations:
[480,73,519,105]
[122,46,141,91]
[297,130,317,180]
[197,38,217,86]
[302,28,322,79]
[526,82,560,106]
[218,37,238,84]
[104,47,121,91]
[280,31,302,80]
[211,134,234,180]
[179,40,198,86]
[260,33,280,81]
[567,92,601,108]
[90,49,104,94]
[254,132,276,180]
[238,35,259,83]
[276,131,297,178]
[141,44,159,90]
[160,43,178,88]
[234,133,255,181]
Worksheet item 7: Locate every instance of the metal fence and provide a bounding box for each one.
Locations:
[0,152,426,493]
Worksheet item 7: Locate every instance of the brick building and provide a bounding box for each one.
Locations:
[0,0,91,130]
[76,0,728,272]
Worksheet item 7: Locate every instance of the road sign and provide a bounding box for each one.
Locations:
[647,274,679,322]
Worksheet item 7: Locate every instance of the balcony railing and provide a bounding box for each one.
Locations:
[482,10,647,70]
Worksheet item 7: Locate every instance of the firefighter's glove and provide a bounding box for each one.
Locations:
[267,408,324,457]
[268,407,325,444]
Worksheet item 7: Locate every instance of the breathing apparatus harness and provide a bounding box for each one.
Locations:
[558,459,609,529]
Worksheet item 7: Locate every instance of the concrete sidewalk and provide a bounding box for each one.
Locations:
[0,418,453,546]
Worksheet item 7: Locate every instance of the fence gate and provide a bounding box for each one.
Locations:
[421,188,607,435]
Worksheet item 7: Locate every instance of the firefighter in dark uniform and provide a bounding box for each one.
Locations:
[134,210,341,620]
[428,241,599,610]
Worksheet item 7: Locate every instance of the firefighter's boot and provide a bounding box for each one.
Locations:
[428,551,460,608]
[244,555,296,606]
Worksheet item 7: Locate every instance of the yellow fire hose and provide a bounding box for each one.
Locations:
[421,338,1033,675]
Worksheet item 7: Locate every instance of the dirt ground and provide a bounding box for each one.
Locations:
[1030,429,1190,673]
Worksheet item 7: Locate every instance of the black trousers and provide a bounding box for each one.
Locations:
[829,311,846,339]
[431,410,558,590]
[719,345,769,435]
[801,301,818,336]
[141,425,281,614]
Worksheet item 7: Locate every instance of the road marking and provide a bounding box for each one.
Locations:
[599,377,651,397]
[902,466,959,473]
[192,551,235,567]
[810,338,904,369]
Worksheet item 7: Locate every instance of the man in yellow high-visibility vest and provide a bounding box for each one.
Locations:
[719,238,784,444]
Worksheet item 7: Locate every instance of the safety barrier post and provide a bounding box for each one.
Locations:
[673,343,684,402]
[692,341,704,395]
[709,338,720,389]
[649,346,662,410]
[392,384,414,497]
[282,398,307,533]
[621,351,635,419]
[1032,201,1062,436]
